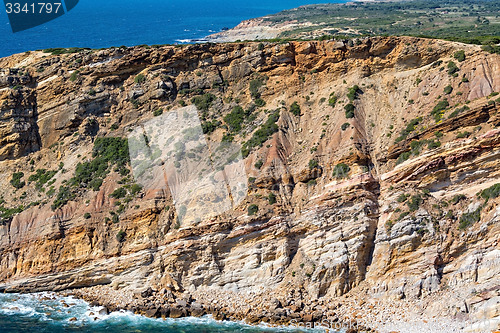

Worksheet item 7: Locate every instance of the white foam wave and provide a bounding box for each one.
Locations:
[0,293,324,332]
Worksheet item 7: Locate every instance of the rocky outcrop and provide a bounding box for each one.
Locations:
[0,69,40,160]
[0,37,499,332]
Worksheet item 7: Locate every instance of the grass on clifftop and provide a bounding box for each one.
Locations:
[262,0,500,47]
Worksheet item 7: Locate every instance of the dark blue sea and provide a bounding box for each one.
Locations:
[0,0,345,58]
[0,293,330,332]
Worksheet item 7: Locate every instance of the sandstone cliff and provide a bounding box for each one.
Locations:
[0,37,499,332]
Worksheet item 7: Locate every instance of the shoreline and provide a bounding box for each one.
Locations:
[62,285,369,332]
[58,284,477,333]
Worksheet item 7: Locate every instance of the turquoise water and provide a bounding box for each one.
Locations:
[0,0,346,57]
[0,293,326,332]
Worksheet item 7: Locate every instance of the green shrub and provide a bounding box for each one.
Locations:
[130,184,142,195]
[332,163,350,179]
[459,208,481,229]
[0,205,24,224]
[242,110,280,157]
[407,194,422,212]
[397,194,408,203]
[134,74,146,84]
[328,93,338,107]
[53,137,129,210]
[249,79,263,99]
[116,230,126,242]
[480,183,500,201]
[70,70,79,82]
[344,103,355,118]
[448,105,470,119]
[110,187,127,199]
[308,159,319,170]
[456,131,471,139]
[255,98,266,107]
[88,88,96,96]
[385,220,394,231]
[482,44,500,55]
[396,151,411,164]
[451,194,466,204]
[447,61,459,76]
[341,122,350,131]
[248,204,259,215]
[224,106,246,132]
[444,85,453,94]
[84,212,91,219]
[453,50,466,62]
[254,160,264,169]
[201,120,220,134]
[395,117,423,142]
[398,211,410,221]
[52,186,75,210]
[347,85,361,102]
[10,172,25,189]
[152,108,163,117]
[427,140,441,149]
[28,169,57,191]
[191,93,216,111]
[268,193,277,205]
[290,102,301,116]
[431,99,449,122]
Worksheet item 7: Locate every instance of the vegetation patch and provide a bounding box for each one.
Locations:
[459,208,481,229]
[332,163,350,179]
[447,61,459,76]
[134,74,146,84]
[290,102,301,116]
[201,120,221,134]
[431,99,449,122]
[191,93,216,111]
[480,183,500,201]
[395,117,422,143]
[224,106,246,132]
[242,110,280,157]
[453,50,466,62]
[407,194,422,212]
[28,169,57,191]
[248,204,259,215]
[10,172,25,189]
[268,193,277,205]
[344,103,355,118]
[0,204,24,225]
[448,105,469,119]
[308,159,319,170]
[52,137,130,210]
[249,78,264,99]
[347,85,361,102]
[328,93,338,107]
[116,230,126,242]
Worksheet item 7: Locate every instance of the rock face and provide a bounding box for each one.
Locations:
[0,37,499,331]
[0,69,40,161]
